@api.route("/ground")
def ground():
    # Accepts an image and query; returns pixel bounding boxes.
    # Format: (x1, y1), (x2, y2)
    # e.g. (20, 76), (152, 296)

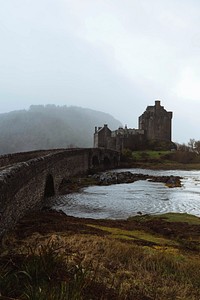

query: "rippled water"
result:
(51, 169), (200, 219)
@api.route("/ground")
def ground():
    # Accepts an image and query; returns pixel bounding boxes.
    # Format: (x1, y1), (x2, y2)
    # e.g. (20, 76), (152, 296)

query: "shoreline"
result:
(120, 161), (200, 170)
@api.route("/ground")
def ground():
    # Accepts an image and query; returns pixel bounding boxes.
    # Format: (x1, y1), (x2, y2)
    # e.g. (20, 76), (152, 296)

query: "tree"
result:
(188, 138), (196, 151)
(195, 141), (200, 154)
(177, 143), (190, 152)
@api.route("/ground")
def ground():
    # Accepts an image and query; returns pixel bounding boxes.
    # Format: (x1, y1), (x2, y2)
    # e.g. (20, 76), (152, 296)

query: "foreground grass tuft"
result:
(0, 241), (90, 300)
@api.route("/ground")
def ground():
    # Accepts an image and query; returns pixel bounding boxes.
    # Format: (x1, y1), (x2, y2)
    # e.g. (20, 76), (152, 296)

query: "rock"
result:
(166, 176), (181, 188)
(91, 171), (182, 188)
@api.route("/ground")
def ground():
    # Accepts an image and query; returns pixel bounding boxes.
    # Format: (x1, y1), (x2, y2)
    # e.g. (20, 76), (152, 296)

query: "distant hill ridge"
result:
(0, 105), (122, 155)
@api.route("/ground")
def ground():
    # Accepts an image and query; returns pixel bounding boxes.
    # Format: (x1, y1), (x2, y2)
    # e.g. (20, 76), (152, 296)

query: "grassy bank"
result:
(121, 150), (200, 170)
(1, 211), (200, 299)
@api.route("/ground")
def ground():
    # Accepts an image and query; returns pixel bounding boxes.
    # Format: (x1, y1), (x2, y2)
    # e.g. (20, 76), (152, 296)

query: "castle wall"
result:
(115, 134), (146, 152)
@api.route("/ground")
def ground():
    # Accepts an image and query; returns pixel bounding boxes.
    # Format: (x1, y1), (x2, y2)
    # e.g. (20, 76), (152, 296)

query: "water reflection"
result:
(52, 169), (200, 219)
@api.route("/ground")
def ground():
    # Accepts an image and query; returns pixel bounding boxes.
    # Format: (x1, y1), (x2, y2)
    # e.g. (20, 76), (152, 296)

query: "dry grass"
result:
(1, 232), (200, 300)
(1, 211), (200, 299)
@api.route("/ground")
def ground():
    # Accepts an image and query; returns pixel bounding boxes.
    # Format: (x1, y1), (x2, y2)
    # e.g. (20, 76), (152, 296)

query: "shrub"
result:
(121, 148), (133, 162)
(163, 151), (197, 164)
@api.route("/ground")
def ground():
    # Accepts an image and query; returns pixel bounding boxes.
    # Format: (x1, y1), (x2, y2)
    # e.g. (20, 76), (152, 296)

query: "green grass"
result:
(87, 224), (178, 246)
(128, 212), (200, 225)
(129, 150), (200, 169)
(132, 150), (170, 161)
(157, 213), (200, 225)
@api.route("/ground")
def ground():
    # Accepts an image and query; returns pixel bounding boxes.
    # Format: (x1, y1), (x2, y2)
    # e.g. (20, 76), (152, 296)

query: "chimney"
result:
(155, 100), (161, 108)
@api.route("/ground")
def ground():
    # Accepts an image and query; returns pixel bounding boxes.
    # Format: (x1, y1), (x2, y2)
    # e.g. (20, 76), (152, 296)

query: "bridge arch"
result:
(103, 156), (111, 167)
(113, 156), (118, 167)
(44, 174), (55, 198)
(92, 155), (100, 167)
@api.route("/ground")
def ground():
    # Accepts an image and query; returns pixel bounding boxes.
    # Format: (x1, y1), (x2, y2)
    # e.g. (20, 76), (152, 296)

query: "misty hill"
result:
(0, 105), (122, 155)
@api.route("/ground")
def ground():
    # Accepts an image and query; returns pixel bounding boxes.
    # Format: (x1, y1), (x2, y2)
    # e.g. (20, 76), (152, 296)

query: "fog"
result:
(1, 0), (200, 143)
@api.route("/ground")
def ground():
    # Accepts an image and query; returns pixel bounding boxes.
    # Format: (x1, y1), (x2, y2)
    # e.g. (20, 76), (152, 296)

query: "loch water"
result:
(51, 169), (200, 219)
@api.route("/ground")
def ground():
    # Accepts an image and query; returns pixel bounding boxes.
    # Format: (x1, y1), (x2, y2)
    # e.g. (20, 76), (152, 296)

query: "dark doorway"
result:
(44, 174), (55, 197)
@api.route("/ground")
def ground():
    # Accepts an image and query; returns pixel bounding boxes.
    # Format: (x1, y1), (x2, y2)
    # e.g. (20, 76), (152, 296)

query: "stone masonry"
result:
(94, 100), (173, 151)
(0, 148), (119, 236)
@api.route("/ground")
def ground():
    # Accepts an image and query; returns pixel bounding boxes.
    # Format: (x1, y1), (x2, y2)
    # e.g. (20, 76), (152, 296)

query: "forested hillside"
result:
(0, 105), (122, 154)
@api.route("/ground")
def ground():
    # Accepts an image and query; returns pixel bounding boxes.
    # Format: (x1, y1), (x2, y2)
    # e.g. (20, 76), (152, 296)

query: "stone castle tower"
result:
(94, 100), (173, 152)
(139, 100), (172, 141)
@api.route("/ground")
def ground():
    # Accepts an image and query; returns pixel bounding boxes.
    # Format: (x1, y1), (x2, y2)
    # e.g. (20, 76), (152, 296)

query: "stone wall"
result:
(0, 148), (119, 236)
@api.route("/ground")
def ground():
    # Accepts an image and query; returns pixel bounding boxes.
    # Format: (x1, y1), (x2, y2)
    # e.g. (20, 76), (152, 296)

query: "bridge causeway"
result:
(0, 148), (120, 236)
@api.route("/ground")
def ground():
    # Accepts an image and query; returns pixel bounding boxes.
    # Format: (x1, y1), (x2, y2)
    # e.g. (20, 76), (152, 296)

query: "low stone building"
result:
(94, 100), (173, 152)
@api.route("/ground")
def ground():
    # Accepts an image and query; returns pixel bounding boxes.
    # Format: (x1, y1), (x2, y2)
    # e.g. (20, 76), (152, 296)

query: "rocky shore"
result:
(90, 171), (182, 188)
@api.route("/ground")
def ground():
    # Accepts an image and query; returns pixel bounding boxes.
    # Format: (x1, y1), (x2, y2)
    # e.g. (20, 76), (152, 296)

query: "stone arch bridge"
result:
(0, 148), (120, 236)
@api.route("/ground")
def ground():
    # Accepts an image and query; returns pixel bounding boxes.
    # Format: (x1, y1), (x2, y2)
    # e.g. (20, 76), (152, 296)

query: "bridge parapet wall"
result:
(0, 149), (68, 168)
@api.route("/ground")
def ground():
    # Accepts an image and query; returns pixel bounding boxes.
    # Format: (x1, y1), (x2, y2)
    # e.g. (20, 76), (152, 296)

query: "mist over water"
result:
(52, 169), (200, 219)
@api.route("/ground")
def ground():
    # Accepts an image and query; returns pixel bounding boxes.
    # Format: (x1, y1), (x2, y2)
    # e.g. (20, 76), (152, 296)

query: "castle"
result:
(94, 100), (174, 152)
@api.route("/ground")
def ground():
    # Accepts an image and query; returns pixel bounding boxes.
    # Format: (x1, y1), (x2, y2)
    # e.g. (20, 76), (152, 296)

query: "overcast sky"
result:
(0, 0), (200, 143)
